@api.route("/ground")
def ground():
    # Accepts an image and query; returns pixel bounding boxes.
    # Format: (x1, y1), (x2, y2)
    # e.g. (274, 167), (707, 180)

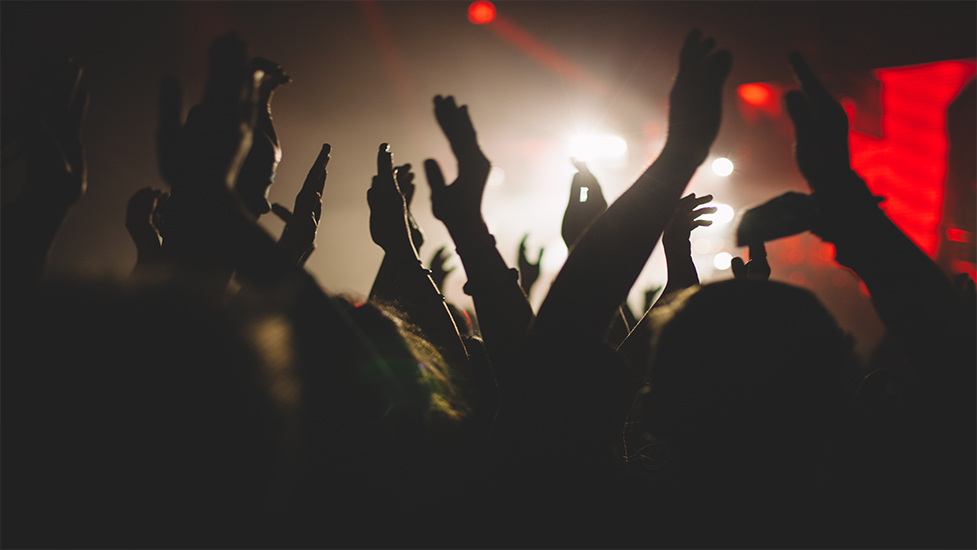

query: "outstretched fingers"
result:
(788, 52), (833, 107)
(703, 47), (733, 86)
(396, 163), (416, 205)
(679, 28), (704, 70)
(375, 142), (399, 191)
(302, 143), (330, 196)
(434, 95), (481, 158)
(271, 203), (293, 223)
(424, 158), (447, 193)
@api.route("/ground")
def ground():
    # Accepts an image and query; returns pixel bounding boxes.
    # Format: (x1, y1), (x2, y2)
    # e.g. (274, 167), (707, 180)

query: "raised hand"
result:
(397, 163), (425, 250)
(14, 56), (89, 205)
(662, 193), (715, 251)
(424, 95), (492, 231)
(424, 94), (534, 382)
(126, 187), (168, 270)
(785, 53), (878, 243)
(517, 234), (544, 297)
(235, 57), (291, 217)
(659, 193), (716, 298)
(561, 160), (608, 249)
(157, 32), (260, 196)
(665, 29), (732, 163)
(429, 246), (455, 290)
(273, 143), (329, 266)
(367, 143), (414, 256)
(731, 243), (771, 281)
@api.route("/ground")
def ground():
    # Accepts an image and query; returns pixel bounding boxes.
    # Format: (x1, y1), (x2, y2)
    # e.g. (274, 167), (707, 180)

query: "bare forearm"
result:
(662, 241), (699, 297)
(833, 202), (972, 384)
(447, 218), (535, 377)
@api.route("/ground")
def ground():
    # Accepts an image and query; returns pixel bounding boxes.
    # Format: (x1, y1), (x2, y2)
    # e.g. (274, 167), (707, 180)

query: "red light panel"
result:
(848, 60), (976, 257)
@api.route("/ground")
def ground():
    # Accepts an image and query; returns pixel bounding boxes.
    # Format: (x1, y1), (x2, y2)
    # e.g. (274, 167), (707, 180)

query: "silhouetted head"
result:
(641, 279), (853, 481)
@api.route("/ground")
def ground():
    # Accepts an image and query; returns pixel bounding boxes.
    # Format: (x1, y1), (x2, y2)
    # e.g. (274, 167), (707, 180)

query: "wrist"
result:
(445, 217), (491, 247)
(662, 238), (691, 255)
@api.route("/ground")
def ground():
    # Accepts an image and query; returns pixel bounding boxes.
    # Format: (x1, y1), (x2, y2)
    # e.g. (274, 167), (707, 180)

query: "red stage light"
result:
(468, 1), (496, 24)
(738, 83), (771, 106)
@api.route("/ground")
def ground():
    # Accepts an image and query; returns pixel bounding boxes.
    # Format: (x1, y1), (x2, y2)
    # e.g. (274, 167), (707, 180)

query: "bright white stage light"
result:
(568, 133), (628, 162)
(488, 166), (505, 186)
(712, 157), (734, 176)
(713, 252), (733, 270)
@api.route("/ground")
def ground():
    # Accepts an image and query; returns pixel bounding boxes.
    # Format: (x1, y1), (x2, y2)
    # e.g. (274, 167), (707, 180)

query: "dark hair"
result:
(641, 280), (854, 474)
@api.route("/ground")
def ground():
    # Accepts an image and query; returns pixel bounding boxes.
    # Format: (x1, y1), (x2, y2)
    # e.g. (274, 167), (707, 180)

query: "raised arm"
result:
(784, 52), (973, 390)
(367, 144), (472, 388)
(561, 161), (634, 345)
(517, 234), (544, 299)
(533, 30), (731, 344)
(424, 95), (534, 383)
(1, 56), (88, 290)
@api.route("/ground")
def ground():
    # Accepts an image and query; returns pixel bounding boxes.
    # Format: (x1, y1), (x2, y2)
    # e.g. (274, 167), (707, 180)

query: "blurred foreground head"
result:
(643, 279), (853, 479)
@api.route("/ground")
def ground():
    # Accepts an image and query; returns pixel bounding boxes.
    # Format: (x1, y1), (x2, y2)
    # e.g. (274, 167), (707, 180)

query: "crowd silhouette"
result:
(2, 29), (974, 549)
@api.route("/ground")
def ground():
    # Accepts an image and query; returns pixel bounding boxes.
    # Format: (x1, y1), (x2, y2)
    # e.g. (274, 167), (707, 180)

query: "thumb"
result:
(424, 159), (446, 193)
(271, 203), (293, 223)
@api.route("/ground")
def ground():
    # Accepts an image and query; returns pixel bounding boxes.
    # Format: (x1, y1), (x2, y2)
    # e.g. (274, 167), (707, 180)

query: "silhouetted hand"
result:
(126, 187), (168, 267)
(561, 160), (608, 249)
(660, 193), (715, 297)
(424, 96), (491, 231)
(518, 234), (544, 296)
(785, 52), (879, 243)
(235, 57), (291, 217)
(429, 246), (455, 290)
(662, 193), (715, 251)
(273, 143), (329, 266)
(397, 162), (425, 250)
(368, 143), (414, 254)
(665, 28), (732, 163)
(15, 56), (89, 205)
(731, 243), (771, 281)
(158, 32), (260, 196)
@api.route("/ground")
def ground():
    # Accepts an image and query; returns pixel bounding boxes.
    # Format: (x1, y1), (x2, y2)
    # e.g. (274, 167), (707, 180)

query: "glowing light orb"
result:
(468, 1), (496, 24)
(738, 83), (771, 106)
(693, 238), (712, 255)
(488, 165), (505, 186)
(712, 157), (734, 176)
(701, 203), (735, 225)
(568, 133), (628, 162)
(713, 252), (733, 270)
